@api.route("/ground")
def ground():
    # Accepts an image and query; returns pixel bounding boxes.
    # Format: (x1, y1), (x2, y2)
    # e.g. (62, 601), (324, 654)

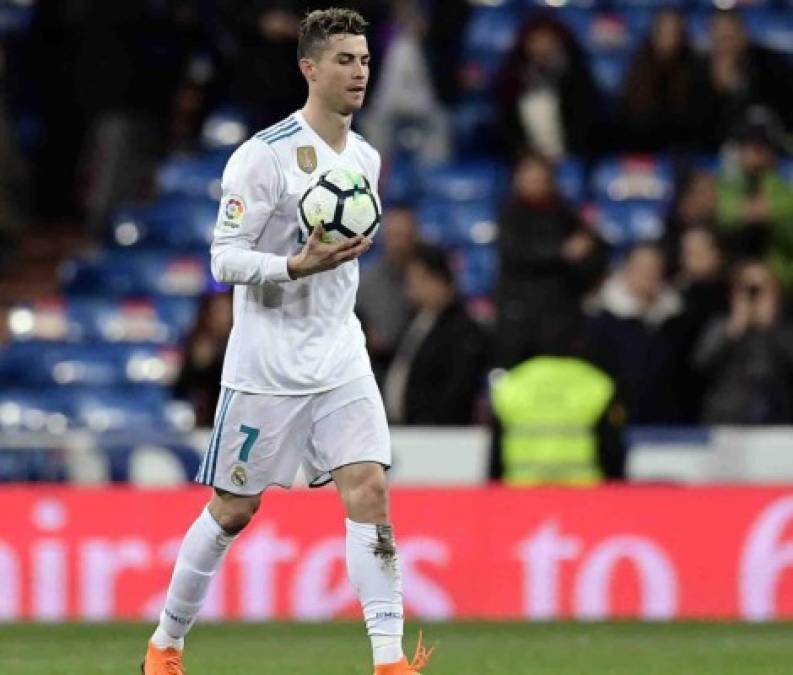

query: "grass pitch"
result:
(0, 621), (789, 674)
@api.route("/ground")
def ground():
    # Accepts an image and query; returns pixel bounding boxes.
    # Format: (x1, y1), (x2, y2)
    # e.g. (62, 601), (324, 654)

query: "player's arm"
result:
(211, 140), (369, 285)
(211, 141), (293, 285)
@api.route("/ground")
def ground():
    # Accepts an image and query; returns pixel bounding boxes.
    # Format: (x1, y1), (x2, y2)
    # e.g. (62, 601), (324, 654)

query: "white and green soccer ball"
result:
(298, 168), (382, 244)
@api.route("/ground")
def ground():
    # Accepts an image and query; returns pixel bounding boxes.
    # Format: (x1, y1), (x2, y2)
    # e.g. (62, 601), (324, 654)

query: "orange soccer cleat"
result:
(373, 631), (435, 675)
(141, 642), (184, 675)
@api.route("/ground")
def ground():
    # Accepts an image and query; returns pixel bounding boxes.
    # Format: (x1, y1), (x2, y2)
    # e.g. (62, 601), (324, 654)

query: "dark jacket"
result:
(402, 301), (487, 425)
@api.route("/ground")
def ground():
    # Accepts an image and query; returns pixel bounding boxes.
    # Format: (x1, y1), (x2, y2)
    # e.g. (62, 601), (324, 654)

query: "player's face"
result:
(312, 34), (370, 115)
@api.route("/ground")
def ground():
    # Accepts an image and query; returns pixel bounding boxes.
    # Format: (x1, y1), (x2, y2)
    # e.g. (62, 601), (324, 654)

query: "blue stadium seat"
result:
(556, 157), (587, 203)
(778, 158), (793, 185)
(0, 342), (181, 387)
(200, 106), (251, 151)
(0, 2), (32, 36)
(419, 200), (499, 247)
(454, 245), (499, 298)
(590, 53), (630, 96)
(523, 0), (600, 10)
(693, 0), (772, 9)
(111, 195), (218, 250)
(453, 101), (499, 159)
(0, 448), (68, 482)
(381, 154), (420, 207)
(7, 297), (198, 344)
(156, 149), (232, 200)
(561, 10), (649, 56)
(593, 201), (666, 248)
(60, 250), (212, 297)
(592, 156), (675, 203)
(460, 5), (520, 95)
(420, 161), (507, 204)
(0, 388), (73, 432)
(743, 10), (793, 55)
(70, 386), (174, 432)
(687, 12), (711, 53)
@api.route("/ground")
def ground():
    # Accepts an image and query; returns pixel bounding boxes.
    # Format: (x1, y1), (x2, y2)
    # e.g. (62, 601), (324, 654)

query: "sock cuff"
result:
(345, 518), (379, 535)
(199, 506), (238, 543)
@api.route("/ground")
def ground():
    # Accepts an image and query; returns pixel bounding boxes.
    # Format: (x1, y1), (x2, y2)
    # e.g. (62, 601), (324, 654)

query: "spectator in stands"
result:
(383, 243), (486, 425)
(694, 259), (793, 424)
(675, 226), (729, 421)
(0, 49), (25, 266)
(173, 291), (233, 427)
(362, 0), (452, 165)
(695, 11), (793, 150)
(356, 206), (418, 384)
(615, 9), (700, 153)
(664, 170), (718, 273)
(223, 2), (306, 129)
(715, 108), (793, 289)
(495, 14), (601, 162)
(586, 243), (688, 424)
(495, 153), (606, 368)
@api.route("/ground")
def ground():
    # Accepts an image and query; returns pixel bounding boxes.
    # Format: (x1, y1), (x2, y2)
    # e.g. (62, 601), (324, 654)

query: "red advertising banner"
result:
(2, 485), (793, 621)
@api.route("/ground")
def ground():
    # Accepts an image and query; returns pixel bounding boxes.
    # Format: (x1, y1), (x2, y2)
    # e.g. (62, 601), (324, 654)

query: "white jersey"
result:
(211, 111), (381, 394)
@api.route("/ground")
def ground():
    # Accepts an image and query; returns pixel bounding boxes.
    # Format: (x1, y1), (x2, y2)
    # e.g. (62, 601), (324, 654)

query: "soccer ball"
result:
(298, 168), (381, 244)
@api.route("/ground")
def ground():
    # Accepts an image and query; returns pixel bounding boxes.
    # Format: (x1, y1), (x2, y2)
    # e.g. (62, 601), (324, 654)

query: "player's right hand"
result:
(287, 222), (371, 279)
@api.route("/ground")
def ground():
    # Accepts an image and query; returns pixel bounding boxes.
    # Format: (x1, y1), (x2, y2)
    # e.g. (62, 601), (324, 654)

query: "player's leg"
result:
(308, 376), (433, 674)
(144, 387), (310, 674)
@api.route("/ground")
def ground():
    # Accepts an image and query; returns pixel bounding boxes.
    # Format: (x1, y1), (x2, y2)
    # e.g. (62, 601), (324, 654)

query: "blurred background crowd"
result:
(0, 0), (792, 483)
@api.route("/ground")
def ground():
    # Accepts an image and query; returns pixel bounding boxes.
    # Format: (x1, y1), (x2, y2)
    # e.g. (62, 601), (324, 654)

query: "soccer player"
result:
(142, 8), (433, 675)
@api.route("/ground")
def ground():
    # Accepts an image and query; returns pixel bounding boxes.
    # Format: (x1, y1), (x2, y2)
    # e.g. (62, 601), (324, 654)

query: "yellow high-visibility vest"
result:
(492, 357), (614, 486)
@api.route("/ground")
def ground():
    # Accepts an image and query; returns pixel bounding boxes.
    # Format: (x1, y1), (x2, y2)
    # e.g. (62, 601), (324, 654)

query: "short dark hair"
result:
(298, 8), (368, 60)
(412, 243), (455, 287)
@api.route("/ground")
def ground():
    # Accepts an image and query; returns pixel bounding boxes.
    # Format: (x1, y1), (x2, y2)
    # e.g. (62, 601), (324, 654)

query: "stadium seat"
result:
(590, 53), (630, 96)
(109, 442), (202, 483)
(111, 195), (218, 250)
(7, 297), (198, 344)
(380, 154), (421, 206)
(592, 156), (675, 204)
(200, 106), (251, 151)
(460, 4), (520, 95)
(0, 2), (32, 36)
(0, 448), (68, 482)
(556, 157), (587, 203)
(156, 148), (232, 200)
(0, 388), (73, 432)
(778, 158), (793, 185)
(453, 101), (500, 159)
(419, 200), (499, 247)
(0, 342), (181, 388)
(420, 161), (507, 204)
(60, 250), (212, 297)
(69, 386), (175, 432)
(743, 10), (793, 55)
(592, 200), (666, 248)
(561, 10), (649, 56)
(454, 245), (499, 298)
(693, 0), (772, 9)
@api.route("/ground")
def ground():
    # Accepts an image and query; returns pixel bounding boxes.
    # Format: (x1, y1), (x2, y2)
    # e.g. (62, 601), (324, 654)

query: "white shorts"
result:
(195, 375), (391, 495)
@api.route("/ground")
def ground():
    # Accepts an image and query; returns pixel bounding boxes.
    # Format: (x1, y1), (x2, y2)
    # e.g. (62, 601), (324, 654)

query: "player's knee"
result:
(209, 493), (260, 535)
(347, 475), (388, 521)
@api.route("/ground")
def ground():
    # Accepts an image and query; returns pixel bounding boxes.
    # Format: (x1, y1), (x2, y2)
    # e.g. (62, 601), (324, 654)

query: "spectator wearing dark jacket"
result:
(495, 153), (606, 368)
(383, 244), (486, 425)
(694, 11), (793, 150)
(693, 260), (793, 424)
(586, 243), (689, 424)
(615, 9), (701, 153)
(495, 14), (601, 161)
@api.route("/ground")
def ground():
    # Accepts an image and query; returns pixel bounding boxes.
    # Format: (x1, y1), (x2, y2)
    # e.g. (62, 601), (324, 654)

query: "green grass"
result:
(0, 622), (790, 674)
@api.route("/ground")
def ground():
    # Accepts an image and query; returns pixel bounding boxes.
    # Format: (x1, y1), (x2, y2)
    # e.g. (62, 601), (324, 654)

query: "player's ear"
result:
(299, 57), (318, 82)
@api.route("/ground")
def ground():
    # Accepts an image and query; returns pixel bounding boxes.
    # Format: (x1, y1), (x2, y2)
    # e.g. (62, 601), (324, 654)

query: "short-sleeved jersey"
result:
(211, 111), (381, 394)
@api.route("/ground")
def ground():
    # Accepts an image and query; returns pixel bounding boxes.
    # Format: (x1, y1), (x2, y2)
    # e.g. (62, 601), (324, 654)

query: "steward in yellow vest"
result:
(491, 356), (626, 485)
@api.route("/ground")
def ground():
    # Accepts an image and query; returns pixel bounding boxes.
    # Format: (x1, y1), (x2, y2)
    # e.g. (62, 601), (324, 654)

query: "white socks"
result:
(151, 507), (236, 650)
(345, 518), (405, 665)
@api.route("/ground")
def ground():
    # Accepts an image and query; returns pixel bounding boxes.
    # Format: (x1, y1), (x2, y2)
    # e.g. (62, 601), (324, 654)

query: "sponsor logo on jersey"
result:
(230, 464), (248, 488)
(219, 194), (245, 231)
(296, 146), (317, 174)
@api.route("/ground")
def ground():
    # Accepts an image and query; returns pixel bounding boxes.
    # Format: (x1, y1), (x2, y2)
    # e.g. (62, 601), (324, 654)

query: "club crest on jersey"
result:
(219, 194), (245, 231)
(296, 146), (317, 174)
(230, 465), (247, 488)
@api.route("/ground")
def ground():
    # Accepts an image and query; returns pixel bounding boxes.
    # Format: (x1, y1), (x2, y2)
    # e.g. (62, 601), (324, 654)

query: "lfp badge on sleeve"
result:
(297, 146), (317, 174)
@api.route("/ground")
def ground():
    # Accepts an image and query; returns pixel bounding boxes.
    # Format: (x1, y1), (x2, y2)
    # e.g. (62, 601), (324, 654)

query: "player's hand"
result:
(287, 222), (371, 279)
